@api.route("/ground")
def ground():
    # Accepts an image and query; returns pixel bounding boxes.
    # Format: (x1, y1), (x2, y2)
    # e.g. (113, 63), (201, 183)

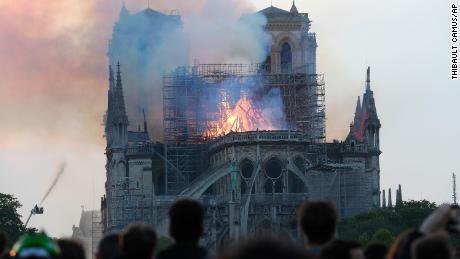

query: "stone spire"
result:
(119, 2), (129, 19)
(114, 62), (128, 121)
(105, 62), (129, 148)
(105, 66), (115, 140)
(382, 189), (387, 208)
(353, 96), (361, 138)
(396, 184), (403, 206)
(109, 65), (115, 91)
(143, 109), (148, 133)
(290, 0), (299, 14)
(388, 188), (393, 208)
(360, 66), (380, 147)
(366, 66), (371, 92)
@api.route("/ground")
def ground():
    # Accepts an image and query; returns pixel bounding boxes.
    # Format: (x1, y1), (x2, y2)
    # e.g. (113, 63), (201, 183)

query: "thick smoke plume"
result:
(108, 0), (270, 140)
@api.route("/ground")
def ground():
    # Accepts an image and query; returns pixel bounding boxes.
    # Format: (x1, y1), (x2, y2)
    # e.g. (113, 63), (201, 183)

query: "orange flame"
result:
(205, 93), (276, 138)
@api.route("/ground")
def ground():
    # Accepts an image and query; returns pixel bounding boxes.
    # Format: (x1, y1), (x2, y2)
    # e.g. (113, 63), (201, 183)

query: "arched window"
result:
(280, 42), (292, 73)
(264, 158), (283, 193)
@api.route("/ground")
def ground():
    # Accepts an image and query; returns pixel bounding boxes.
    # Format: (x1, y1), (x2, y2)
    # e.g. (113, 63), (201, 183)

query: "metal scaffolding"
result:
(163, 64), (325, 194)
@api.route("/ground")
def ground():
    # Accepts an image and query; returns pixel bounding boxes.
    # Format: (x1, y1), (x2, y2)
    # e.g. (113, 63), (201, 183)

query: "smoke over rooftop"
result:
(108, 0), (270, 140)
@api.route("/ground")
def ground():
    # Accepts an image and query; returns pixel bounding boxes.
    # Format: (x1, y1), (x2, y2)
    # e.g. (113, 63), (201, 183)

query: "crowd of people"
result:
(0, 199), (458, 259)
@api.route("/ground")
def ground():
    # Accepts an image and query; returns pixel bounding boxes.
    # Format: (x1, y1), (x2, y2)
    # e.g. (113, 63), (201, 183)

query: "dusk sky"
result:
(0, 0), (458, 237)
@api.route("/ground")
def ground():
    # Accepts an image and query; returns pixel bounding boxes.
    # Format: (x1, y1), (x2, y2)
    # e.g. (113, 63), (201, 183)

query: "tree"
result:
(370, 228), (394, 245)
(338, 200), (437, 246)
(0, 193), (26, 247)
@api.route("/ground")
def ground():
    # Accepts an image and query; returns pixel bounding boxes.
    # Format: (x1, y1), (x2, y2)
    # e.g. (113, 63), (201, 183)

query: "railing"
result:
(126, 143), (160, 155)
(165, 64), (325, 80)
(207, 130), (310, 151)
(340, 144), (369, 153)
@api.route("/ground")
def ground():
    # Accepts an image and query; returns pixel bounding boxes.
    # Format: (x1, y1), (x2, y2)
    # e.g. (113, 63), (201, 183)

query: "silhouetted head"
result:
(364, 243), (388, 259)
(299, 201), (337, 246)
(120, 223), (157, 259)
(56, 239), (85, 259)
(224, 236), (312, 259)
(321, 240), (363, 259)
(96, 233), (120, 259)
(168, 199), (204, 244)
(9, 233), (60, 259)
(411, 234), (451, 259)
(0, 231), (7, 256)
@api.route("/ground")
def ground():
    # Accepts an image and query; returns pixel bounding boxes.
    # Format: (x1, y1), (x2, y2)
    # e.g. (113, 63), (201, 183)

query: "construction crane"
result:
(24, 162), (66, 229)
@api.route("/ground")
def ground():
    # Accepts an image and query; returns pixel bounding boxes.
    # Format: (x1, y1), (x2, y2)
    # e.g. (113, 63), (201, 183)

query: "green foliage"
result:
(0, 193), (26, 247)
(370, 228), (394, 245)
(338, 200), (437, 246)
(357, 232), (370, 245)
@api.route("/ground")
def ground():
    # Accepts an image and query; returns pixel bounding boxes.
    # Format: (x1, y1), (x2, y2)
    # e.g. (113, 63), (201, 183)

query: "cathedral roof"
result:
(258, 5), (309, 24)
(258, 6), (291, 15)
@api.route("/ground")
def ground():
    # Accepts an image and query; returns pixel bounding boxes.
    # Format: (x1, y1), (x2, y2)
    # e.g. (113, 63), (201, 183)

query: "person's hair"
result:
(0, 231), (7, 256)
(96, 233), (120, 259)
(364, 243), (388, 259)
(299, 201), (337, 245)
(168, 199), (204, 243)
(120, 223), (157, 259)
(224, 236), (312, 259)
(56, 239), (86, 259)
(411, 234), (451, 259)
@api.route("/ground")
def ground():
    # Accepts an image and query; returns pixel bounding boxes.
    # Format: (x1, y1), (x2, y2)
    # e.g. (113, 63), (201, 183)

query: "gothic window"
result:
(240, 159), (255, 195)
(280, 42), (292, 73)
(264, 158), (283, 193)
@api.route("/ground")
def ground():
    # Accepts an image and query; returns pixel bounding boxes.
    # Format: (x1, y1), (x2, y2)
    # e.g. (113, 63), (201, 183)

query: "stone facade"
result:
(101, 3), (381, 247)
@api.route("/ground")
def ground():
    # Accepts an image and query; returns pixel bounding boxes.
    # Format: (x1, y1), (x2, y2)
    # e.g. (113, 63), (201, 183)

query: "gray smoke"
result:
(109, 0), (270, 140)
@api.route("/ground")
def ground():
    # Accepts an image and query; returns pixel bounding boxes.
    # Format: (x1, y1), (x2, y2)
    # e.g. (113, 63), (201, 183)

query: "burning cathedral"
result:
(101, 2), (381, 246)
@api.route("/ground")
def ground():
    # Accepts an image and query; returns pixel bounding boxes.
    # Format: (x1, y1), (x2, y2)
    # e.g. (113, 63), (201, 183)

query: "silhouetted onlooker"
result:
(157, 199), (209, 259)
(223, 236), (312, 259)
(411, 234), (451, 259)
(9, 232), (60, 259)
(299, 201), (337, 257)
(96, 233), (120, 259)
(56, 239), (86, 259)
(120, 223), (157, 259)
(0, 232), (7, 258)
(320, 240), (364, 259)
(364, 243), (388, 259)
